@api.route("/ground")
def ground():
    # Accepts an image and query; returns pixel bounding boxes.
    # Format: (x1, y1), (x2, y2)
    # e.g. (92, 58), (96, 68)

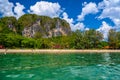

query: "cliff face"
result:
(22, 19), (41, 38)
(20, 14), (71, 38)
(0, 14), (71, 38)
(0, 17), (17, 33)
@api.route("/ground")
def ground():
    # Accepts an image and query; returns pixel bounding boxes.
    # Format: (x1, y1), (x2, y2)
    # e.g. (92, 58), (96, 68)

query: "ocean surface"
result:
(0, 53), (120, 80)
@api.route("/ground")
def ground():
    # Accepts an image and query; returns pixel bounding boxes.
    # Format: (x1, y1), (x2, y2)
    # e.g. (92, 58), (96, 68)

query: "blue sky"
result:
(0, 0), (120, 39)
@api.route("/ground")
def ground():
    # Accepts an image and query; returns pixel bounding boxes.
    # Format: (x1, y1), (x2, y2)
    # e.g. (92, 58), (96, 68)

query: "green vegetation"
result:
(0, 16), (17, 33)
(17, 14), (38, 34)
(108, 29), (120, 49)
(0, 14), (120, 49)
(53, 17), (70, 28)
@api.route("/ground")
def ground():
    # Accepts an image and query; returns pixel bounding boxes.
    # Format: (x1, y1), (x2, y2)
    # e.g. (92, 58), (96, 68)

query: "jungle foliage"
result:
(0, 14), (120, 49)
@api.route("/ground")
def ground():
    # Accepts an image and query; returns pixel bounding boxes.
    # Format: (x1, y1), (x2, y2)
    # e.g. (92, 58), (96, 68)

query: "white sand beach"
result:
(0, 49), (120, 54)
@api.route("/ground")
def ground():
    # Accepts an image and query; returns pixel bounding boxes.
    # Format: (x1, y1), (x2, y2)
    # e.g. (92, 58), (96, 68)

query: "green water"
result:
(0, 53), (120, 80)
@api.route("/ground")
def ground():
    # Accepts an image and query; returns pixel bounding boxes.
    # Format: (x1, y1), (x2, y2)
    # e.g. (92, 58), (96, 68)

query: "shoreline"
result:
(0, 49), (120, 54)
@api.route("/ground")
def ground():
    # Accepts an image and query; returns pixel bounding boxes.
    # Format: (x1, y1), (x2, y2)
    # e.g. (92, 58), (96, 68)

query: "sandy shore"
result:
(0, 49), (120, 54)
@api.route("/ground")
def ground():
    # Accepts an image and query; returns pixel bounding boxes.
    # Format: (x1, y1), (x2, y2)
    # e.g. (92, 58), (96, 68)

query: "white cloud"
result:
(113, 19), (120, 26)
(98, 0), (120, 27)
(29, 1), (62, 17)
(85, 27), (89, 31)
(62, 12), (88, 31)
(0, 0), (25, 18)
(78, 2), (98, 21)
(82, 2), (87, 6)
(97, 21), (112, 39)
(0, 0), (14, 17)
(62, 12), (74, 26)
(72, 22), (85, 31)
(72, 22), (90, 31)
(14, 3), (25, 19)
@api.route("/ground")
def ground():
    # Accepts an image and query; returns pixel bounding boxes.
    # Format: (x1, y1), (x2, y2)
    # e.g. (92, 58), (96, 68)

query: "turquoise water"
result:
(0, 53), (120, 80)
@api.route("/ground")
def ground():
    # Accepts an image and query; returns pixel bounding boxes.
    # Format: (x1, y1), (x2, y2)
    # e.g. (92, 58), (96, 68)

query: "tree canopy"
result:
(0, 14), (120, 49)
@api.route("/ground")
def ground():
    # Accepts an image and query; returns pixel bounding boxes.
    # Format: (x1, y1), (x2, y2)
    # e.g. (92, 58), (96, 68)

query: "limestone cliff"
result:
(19, 14), (71, 38)
(0, 16), (17, 33)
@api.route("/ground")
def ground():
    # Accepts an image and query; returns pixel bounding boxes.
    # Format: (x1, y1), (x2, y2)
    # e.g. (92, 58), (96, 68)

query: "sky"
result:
(0, 0), (120, 39)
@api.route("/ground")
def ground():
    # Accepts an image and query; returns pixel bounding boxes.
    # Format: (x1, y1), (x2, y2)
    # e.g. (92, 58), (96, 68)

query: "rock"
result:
(21, 14), (71, 38)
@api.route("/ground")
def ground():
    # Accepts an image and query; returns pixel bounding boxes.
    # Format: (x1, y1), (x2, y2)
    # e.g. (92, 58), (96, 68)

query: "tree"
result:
(84, 29), (103, 49)
(17, 14), (38, 34)
(0, 16), (17, 33)
(108, 29), (118, 49)
(116, 31), (120, 49)
(34, 32), (42, 39)
(72, 30), (84, 49)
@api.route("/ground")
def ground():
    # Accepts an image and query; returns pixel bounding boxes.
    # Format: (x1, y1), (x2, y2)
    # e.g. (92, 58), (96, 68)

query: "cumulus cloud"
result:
(71, 22), (90, 31)
(0, 0), (61, 18)
(62, 12), (88, 31)
(0, 0), (14, 17)
(97, 21), (112, 40)
(29, 1), (62, 17)
(98, 0), (120, 27)
(72, 22), (85, 31)
(96, 0), (120, 39)
(62, 12), (74, 26)
(14, 3), (25, 19)
(85, 27), (90, 31)
(72, 22), (89, 31)
(0, 0), (25, 18)
(78, 2), (98, 21)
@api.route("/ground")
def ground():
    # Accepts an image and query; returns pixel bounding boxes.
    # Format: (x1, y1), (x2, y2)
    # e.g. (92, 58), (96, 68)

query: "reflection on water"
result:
(0, 53), (120, 80)
(102, 53), (111, 62)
